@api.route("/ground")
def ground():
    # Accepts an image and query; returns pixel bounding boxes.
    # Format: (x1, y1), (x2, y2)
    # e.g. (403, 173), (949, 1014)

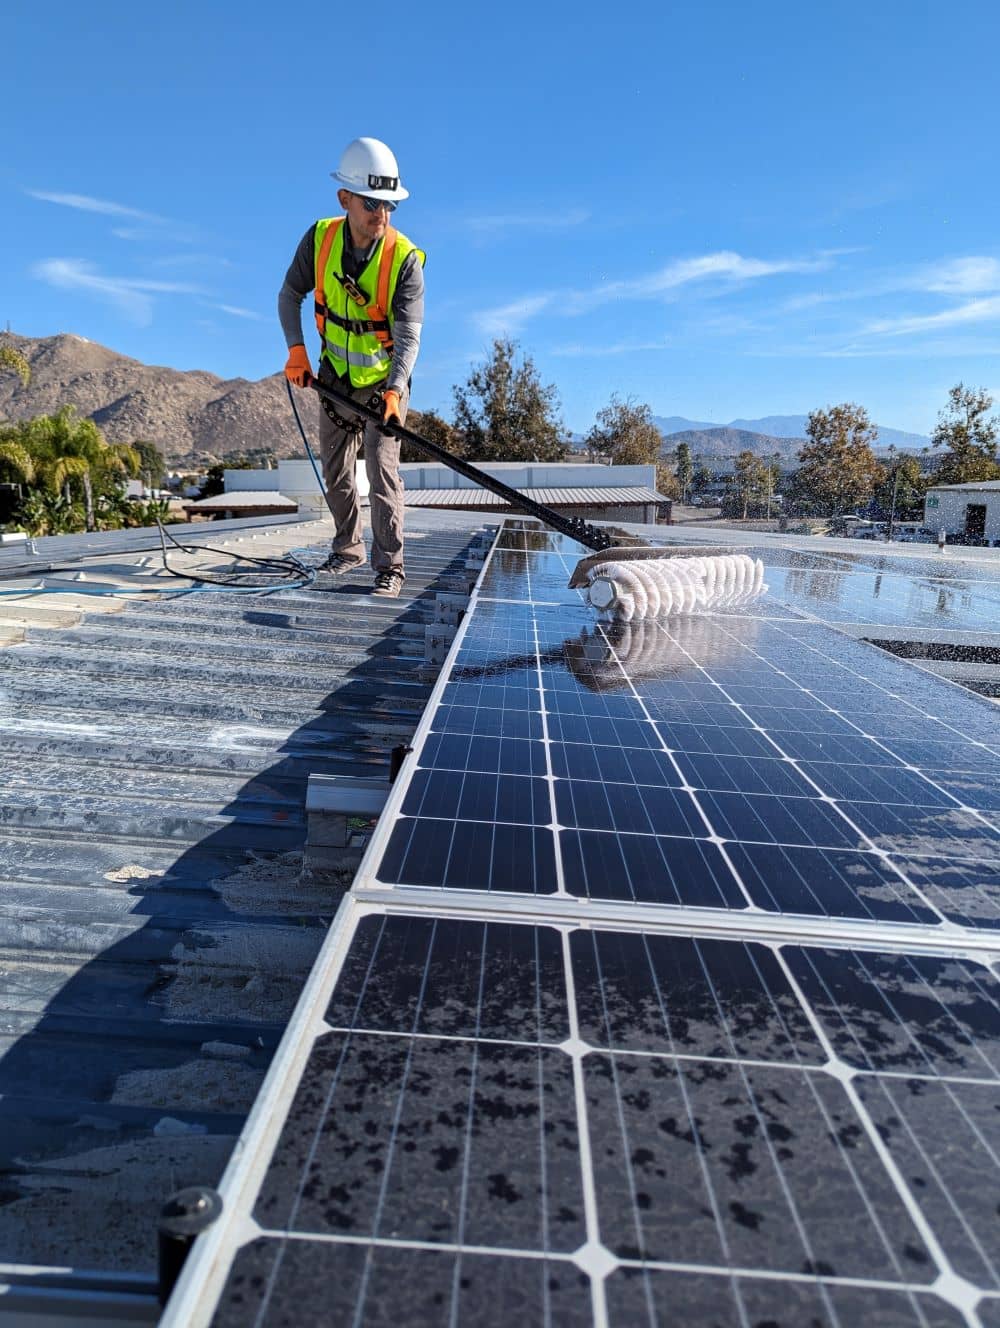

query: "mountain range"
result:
(0, 333), (296, 467)
(0, 333), (932, 467)
(654, 414), (930, 457)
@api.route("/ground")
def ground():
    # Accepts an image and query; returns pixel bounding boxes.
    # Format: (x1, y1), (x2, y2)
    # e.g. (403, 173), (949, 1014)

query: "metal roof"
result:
(185, 491), (297, 509)
(0, 508), (493, 1324)
(403, 485), (664, 508)
(0, 512), (309, 577)
(926, 479), (1000, 492)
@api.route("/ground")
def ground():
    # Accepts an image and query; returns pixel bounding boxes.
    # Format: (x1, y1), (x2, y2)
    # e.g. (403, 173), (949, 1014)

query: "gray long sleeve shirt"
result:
(278, 220), (424, 394)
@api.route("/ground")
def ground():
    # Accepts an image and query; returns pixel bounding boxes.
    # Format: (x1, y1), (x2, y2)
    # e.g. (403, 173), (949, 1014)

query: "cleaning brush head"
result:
(580, 552), (767, 621)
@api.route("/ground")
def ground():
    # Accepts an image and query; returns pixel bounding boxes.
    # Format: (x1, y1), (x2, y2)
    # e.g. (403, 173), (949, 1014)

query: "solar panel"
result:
(163, 522), (1000, 1328)
(183, 907), (997, 1326)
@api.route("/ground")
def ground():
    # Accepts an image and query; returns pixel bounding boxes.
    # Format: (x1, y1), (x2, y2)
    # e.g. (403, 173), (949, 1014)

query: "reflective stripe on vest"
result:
(313, 219), (425, 389)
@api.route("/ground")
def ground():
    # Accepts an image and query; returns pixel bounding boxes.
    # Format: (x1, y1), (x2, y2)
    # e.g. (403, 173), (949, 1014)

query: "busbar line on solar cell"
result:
(558, 928), (614, 1325)
(530, 611), (571, 898)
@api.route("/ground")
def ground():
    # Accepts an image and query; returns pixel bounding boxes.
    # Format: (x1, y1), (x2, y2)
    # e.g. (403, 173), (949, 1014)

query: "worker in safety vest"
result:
(279, 137), (425, 597)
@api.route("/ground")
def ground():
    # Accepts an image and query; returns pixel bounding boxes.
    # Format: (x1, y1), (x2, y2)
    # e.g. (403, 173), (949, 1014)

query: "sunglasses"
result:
(356, 195), (397, 214)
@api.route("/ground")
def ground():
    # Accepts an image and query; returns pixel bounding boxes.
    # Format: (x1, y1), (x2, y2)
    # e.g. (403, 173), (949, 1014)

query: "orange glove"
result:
(382, 389), (401, 424)
(284, 344), (312, 387)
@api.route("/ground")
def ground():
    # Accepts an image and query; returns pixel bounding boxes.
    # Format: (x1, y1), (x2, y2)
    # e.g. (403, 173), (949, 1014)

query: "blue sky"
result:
(4, 0), (999, 438)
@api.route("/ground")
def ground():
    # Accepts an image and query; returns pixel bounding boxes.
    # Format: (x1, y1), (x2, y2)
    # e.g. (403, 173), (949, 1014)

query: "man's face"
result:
(338, 189), (391, 247)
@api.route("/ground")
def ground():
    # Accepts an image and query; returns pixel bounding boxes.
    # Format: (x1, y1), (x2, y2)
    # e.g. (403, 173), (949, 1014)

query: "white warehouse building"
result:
(924, 479), (1000, 545)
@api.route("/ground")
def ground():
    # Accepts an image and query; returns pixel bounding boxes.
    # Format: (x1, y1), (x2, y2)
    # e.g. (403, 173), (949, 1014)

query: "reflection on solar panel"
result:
(165, 522), (1000, 1328)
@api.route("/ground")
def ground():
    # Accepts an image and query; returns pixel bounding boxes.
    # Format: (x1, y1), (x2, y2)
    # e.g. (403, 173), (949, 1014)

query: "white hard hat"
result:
(332, 137), (409, 201)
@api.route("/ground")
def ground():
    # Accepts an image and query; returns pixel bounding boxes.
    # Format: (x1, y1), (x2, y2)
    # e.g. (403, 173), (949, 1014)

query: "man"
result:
(279, 137), (425, 597)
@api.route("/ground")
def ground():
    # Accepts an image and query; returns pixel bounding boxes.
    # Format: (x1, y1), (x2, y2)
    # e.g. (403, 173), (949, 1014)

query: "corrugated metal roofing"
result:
(186, 491), (297, 509)
(0, 513), (310, 577)
(403, 485), (663, 508)
(0, 509), (492, 1323)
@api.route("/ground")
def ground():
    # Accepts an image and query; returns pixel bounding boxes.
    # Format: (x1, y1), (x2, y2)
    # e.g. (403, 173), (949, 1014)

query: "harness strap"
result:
(371, 227), (398, 345)
(314, 219), (398, 362)
(313, 218), (344, 339)
(314, 303), (391, 336)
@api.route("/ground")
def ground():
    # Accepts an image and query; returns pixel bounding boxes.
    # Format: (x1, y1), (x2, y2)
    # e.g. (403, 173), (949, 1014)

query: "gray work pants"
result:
(317, 367), (408, 575)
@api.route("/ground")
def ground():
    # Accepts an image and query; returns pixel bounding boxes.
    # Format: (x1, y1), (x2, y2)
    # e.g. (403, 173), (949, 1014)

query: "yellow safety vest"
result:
(313, 218), (425, 388)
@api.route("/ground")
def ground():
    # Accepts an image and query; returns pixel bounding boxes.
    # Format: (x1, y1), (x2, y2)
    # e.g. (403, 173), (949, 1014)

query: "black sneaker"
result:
(316, 552), (364, 574)
(371, 570), (404, 598)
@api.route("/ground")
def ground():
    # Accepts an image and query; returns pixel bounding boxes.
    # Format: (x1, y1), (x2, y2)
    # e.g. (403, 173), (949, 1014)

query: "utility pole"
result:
(886, 464), (901, 543)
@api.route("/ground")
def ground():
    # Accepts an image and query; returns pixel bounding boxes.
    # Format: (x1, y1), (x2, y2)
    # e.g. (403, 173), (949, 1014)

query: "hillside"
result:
(0, 333), (301, 467)
(2, 333), (933, 468)
(661, 426), (804, 461)
(656, 412), (929, 453)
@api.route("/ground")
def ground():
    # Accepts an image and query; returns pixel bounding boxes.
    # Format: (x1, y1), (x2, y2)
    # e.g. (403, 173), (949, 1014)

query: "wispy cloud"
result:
(217, 304), (266, 321)
(550, 338), (675, 358)
(473, 248), (830, 335)
(32, 258), (206, 325)
(780, 254), (1000, 315)
(474, 294), (555, 337)
(862, 296), (1000, 338)
(911, 256), (1000, 295)
(26, 190), (167, 224)
(152, 253), (234, 269)
(468, 208), (591, 234)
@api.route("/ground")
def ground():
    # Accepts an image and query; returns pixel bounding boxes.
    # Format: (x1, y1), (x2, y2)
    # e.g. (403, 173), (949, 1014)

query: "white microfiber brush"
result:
(569, 546), (768, 621)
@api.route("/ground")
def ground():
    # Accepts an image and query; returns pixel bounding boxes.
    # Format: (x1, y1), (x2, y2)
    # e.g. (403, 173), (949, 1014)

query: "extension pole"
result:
(305, 378), (616, 553)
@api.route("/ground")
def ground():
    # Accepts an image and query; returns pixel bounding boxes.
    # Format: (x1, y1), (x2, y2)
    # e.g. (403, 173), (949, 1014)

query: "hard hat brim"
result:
(331, 171), (409, 201)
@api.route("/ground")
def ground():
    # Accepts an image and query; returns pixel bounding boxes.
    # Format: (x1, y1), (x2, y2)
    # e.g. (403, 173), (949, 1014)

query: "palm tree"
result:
(22, 407), (140, 532)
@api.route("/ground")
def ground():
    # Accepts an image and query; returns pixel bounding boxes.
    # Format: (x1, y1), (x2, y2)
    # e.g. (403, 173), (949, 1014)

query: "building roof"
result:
(0, 508), (492, 1320)
(185, 490), (297, 509)
(926, 479), (1000, 492)
(403, 485), (664, 509)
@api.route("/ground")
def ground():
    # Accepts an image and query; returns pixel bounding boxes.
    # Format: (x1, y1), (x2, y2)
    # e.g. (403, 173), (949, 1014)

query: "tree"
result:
(404, 407), (464, 463)
(585, 394), (663, 466)
(132, 438), (167, 489)
(673, 441), (694, 502)
(690, 462), (714, 498)
(0, 407), (140, 533)
(19, 407), (140, 531)
(452, 338), (568, 462)
(655, 463), (682, 501)
(722, 450), (772, 518)
(0, 440), (35, 486)
(788, 403), (884, 516)
(929, 384), (1000, 484)
(871, 450), (926, 523)
(0, 345), (30, 389)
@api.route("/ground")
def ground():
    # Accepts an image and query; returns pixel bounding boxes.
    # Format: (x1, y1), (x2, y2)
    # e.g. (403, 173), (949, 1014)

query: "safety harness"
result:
(313, 218), (397, 437)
